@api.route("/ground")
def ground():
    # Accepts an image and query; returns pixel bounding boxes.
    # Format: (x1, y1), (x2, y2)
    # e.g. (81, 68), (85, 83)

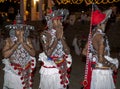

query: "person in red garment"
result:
(2, 12), (36, 89)
(82, 5), (119, 89)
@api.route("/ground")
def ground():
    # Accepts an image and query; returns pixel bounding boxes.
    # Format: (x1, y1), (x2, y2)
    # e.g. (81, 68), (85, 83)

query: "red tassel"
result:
(67, 61), (71, 64)
(30, 84), (33, 87)
(67, 68), (71, 72)
(66, 80), (68, 83)
(30, 79), (33, 82)
(31, 60), (34, 62)
(57, 64), (60, 67)
(18, 72), (21, 75)
(65, 55), (68, 58)
(22, 82), (25, 85)
(60, 76), (63, 79)
(32, 68), (35, 71)
(14, 67), (17, 70)
(21, 77), (23, 80)
(59, 70), (62, 74)
(11, 64), (13, 66)
(60, 81), (64, 84)
(31, 63), (34, 66)
(67, 74), (70, 78)
(29, 74), (34, 77)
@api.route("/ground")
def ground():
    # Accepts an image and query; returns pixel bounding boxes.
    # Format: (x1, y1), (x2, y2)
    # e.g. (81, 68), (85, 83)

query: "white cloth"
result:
(90, 55), (119, 89)
(104, 55), (119, 68)
(2, 56), (36, 89)
(3, 70), (23, 89)
(96, 55), (119, 73)
(39, 74), (66, 89)
(91, 69), (115, 89)
(38, 52), (72, 89)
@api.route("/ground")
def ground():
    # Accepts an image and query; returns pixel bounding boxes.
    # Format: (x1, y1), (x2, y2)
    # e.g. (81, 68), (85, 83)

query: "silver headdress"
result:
(5, 11), (34, 30)
(45, 9), (69, 29)
(45, 9), (69, 22)
(5, 11), (34, 38)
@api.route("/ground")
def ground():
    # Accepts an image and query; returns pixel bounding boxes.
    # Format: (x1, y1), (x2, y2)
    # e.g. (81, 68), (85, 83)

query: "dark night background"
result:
(0, 0), (120, 13)
(54, 1), (120, 12)
(0, 0), (119, 22)
(0, 1), (20, 12)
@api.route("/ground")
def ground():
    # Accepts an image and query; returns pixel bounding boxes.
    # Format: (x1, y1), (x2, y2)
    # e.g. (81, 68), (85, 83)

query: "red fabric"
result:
(52, 16), (62, 20)
(82, 61), (96, 89)
(83, 61), (92, 89)
(92, 10), (106, 25)
(113, 71), (118, 84)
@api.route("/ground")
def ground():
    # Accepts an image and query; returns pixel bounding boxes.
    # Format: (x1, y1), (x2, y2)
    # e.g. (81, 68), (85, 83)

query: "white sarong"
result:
(38, 52), (72, 89)
(91, 69), (115, 89)
(2, 56), (36, 89)
(39, 73), (66, 89)
(3, 70), (23, 89)
(90, 55), (119, 89)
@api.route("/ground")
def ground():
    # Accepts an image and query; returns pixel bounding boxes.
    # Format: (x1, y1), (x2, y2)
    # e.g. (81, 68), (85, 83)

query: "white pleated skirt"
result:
(3, 71), (23, 89)
(39, 73), (67, 89)
(90, 69), (115, 89)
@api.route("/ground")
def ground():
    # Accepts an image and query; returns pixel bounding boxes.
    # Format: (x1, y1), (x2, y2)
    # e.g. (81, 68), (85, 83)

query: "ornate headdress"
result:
(45, 9), (69, 29)
(5, 11), (34, 30)
(82, 4), (112, 88)
(5, 11), (34, 38)
(45, 9), (69, 22)
(92, 7), (112, 26)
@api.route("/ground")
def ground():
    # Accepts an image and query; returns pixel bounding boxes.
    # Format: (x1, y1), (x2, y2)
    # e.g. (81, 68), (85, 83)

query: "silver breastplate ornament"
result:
(10, 37), (30, 68)
(49, 29), (65, 58)
(90, 29), (110, 62)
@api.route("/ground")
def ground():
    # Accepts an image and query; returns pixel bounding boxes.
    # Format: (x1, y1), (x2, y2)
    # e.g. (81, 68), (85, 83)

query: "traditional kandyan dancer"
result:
(2, 12), (36, 89)
(38, 9), (72, 89)
(82, 4), (119, 89)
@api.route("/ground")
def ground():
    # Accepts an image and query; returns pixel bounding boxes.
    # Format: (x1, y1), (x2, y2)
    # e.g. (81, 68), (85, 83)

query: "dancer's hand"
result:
(56, 20), (63, 40)
(19, 30), (24, 43)
(111, 64), (117, 72)
(56, 27), (63, 40)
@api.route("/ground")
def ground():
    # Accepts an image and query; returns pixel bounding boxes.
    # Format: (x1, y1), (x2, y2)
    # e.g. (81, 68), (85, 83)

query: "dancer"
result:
(82, 5), (119, 89)
(38, 9), (72, 89)
(2, 12), (36, 89)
